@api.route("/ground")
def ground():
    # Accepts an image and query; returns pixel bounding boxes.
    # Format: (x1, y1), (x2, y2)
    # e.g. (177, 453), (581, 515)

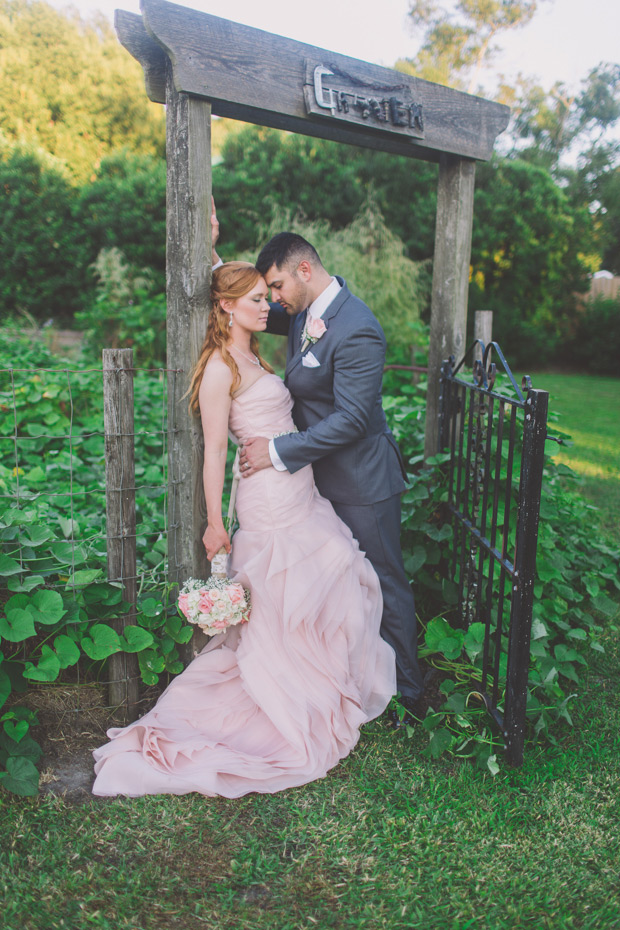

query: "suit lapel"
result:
(285, 309), (308, 379)
(284, 280), (349, 380)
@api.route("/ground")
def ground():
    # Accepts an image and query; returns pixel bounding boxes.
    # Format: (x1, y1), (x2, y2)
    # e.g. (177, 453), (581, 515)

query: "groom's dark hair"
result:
(256, 232), (323, 274)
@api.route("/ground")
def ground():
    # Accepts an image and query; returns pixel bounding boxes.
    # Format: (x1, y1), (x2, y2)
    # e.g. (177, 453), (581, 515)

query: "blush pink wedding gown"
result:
(92, 374), (396, 797)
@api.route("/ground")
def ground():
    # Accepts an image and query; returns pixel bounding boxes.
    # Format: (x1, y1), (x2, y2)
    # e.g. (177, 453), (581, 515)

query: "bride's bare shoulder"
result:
(200, 353), (233, 393)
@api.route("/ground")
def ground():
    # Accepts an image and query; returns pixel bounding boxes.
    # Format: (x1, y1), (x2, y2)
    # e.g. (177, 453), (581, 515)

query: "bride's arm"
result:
(199, 360), (234, 562)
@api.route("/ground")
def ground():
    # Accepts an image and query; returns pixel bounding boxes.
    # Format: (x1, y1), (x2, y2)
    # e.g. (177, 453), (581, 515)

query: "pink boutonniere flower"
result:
(301, 317), (327, 352)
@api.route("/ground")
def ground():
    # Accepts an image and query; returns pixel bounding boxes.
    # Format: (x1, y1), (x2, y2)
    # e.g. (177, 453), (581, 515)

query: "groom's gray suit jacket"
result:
(268, 278), (406, 506)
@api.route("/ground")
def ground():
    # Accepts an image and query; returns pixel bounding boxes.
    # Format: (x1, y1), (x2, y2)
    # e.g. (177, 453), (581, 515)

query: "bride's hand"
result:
(203, 522), (231, 562)
(211, 196), (220, 264)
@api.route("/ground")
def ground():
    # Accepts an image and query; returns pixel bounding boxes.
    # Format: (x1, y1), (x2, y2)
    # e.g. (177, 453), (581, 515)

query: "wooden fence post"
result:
(165, 61), (212, 659)
(103, 348), (140, 721)
(474, 310), (493, 365)
(425, 154), (476, 458)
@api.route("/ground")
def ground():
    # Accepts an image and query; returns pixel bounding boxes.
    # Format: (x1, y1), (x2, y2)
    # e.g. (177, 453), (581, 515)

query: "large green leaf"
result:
(80, 624), (121, 660)
(0, 609), (36, 643)
(464, 622), (486, 662)
(50, 541), (87, 566)
(0, 509), (37, 528)
(23, 645), (61, 682)
(591, 594), (618, 618)
(140, 597), (164, 618)
(165, 616), (194, 644)
(3, 719), (29, 743)
(424, 617), (464, 660)
(403, 545), (427, 577)
(66, 569), (103, 587)
(0, 756), (39, 796)
(119, 625), (154, 653)
(0, 554), (22, 576)
(0, 733), (42, 764)
(23, 526), (55, 547)
(427, 727), (455, 758)
(27, 589), (67, 626)
(53, 635), (80, 669)
(7, 574), (45, 593)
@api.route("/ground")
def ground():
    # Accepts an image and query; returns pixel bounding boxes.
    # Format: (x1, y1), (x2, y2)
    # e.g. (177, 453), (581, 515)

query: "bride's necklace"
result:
(230, 343), (262, 368)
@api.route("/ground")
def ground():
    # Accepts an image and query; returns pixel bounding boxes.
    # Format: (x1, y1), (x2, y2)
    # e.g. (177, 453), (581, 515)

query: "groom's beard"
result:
(280, 277), (308, 316)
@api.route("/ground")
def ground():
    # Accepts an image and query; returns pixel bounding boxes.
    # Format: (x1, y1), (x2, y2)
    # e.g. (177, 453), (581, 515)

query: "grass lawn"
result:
(1, 624), (619, 930)
(532, 372), (620, 544)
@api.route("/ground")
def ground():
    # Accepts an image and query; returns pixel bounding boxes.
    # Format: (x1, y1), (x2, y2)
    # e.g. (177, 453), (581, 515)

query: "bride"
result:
(92, 261), (396, 798)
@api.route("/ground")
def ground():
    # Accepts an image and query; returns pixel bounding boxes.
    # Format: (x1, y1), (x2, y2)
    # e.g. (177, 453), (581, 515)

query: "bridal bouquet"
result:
(178, 460), (251, 636)
(177, 566), (251, 637)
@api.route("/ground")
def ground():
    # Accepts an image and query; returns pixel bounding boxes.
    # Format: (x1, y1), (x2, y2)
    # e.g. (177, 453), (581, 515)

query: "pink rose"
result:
(198, 592), (214, 613)
(306, 317), (327, 341)
(210, 590), (222, 601)
(178, 592), (191, 618)
(226, 584), (245, 604)
(213, 620), (228, 629)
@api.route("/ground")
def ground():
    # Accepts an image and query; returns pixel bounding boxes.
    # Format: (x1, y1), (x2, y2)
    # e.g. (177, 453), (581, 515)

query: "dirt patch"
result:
(17, 683), (160, 802)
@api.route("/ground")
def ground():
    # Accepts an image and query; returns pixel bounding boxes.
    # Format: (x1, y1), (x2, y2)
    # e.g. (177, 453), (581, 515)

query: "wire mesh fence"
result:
(0, 363), (172, 588)
(0, 360), (182, 719)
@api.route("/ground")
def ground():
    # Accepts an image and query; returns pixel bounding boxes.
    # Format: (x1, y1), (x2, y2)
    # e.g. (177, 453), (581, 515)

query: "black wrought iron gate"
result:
(438, 342), (549, 766)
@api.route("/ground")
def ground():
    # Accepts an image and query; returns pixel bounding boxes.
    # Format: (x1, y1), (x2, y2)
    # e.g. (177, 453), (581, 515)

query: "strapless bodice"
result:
(229, 374), (295, 446)
(228, 373), (313, 530)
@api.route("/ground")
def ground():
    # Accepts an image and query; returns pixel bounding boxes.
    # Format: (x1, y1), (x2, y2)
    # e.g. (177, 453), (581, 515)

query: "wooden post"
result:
(165, 62), (212, 658)
(425, 154), (476, 458)
(474, 310), (493, 366)
(103, 348), (140, 721)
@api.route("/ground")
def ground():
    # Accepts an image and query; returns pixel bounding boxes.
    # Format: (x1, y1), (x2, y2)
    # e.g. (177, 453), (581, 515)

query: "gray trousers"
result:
(332, 493), (424, 701)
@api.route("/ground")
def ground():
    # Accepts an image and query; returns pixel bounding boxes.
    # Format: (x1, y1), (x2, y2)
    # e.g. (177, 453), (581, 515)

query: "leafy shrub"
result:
(0, 146), (87, 321)
(76, 150), (166, 281)
(76, 248), (167, 368)
(0, 340), (191, 795)
(567, 296), (620, 375)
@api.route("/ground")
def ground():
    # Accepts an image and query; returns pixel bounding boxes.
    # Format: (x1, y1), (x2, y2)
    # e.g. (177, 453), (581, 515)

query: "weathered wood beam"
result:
(165, 60), (211, 658)
(425, 155), (476, 457)
(114, 0), (509, 163)
(115, 9), (167, 103)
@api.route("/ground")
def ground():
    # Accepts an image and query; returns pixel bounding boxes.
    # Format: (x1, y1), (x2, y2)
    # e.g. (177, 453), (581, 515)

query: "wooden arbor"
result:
(115, 0), (509, 592)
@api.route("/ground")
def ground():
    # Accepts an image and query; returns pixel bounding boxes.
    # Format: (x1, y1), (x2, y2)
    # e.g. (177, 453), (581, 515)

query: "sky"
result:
(52, 0), (620, 97)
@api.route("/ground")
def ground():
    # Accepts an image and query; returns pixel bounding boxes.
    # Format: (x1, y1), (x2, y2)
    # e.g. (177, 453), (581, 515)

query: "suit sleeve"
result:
(274, 322), (386, 473)
(266, 303), (290, 336)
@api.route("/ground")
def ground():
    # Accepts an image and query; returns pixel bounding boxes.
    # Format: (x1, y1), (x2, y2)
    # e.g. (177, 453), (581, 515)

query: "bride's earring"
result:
(228, 313), (233, 327)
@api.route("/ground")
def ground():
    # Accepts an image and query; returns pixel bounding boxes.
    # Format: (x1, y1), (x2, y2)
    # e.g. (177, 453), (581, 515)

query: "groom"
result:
(237, 231), (425, 718)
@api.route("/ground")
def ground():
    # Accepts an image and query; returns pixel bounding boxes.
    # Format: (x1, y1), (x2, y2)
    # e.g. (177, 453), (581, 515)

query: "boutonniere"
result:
(301, 317), (327, 353)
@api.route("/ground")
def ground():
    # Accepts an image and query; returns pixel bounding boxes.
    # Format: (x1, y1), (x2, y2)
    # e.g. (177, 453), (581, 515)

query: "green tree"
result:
(469, 157), (594, 361)
(0, 0), (165, 181)
(507, 64), (620, 276)
(0, 146), (87, 320)
(396, 0), (545, 91)
(595, 166), (620, 273)
(507, 64), (620, 171)
(76, 150), (167, 281)
(214, 125), (438, 262)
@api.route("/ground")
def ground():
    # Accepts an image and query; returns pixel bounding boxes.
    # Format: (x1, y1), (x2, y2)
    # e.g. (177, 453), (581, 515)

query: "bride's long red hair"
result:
(188, 262), (274, 412)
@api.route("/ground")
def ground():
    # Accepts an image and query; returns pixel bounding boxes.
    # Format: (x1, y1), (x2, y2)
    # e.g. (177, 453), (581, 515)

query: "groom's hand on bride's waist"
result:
(240, 437), (273, 477)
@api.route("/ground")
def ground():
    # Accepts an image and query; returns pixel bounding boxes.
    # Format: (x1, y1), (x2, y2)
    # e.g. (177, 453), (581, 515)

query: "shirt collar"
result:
(307, 277), (341, 320)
